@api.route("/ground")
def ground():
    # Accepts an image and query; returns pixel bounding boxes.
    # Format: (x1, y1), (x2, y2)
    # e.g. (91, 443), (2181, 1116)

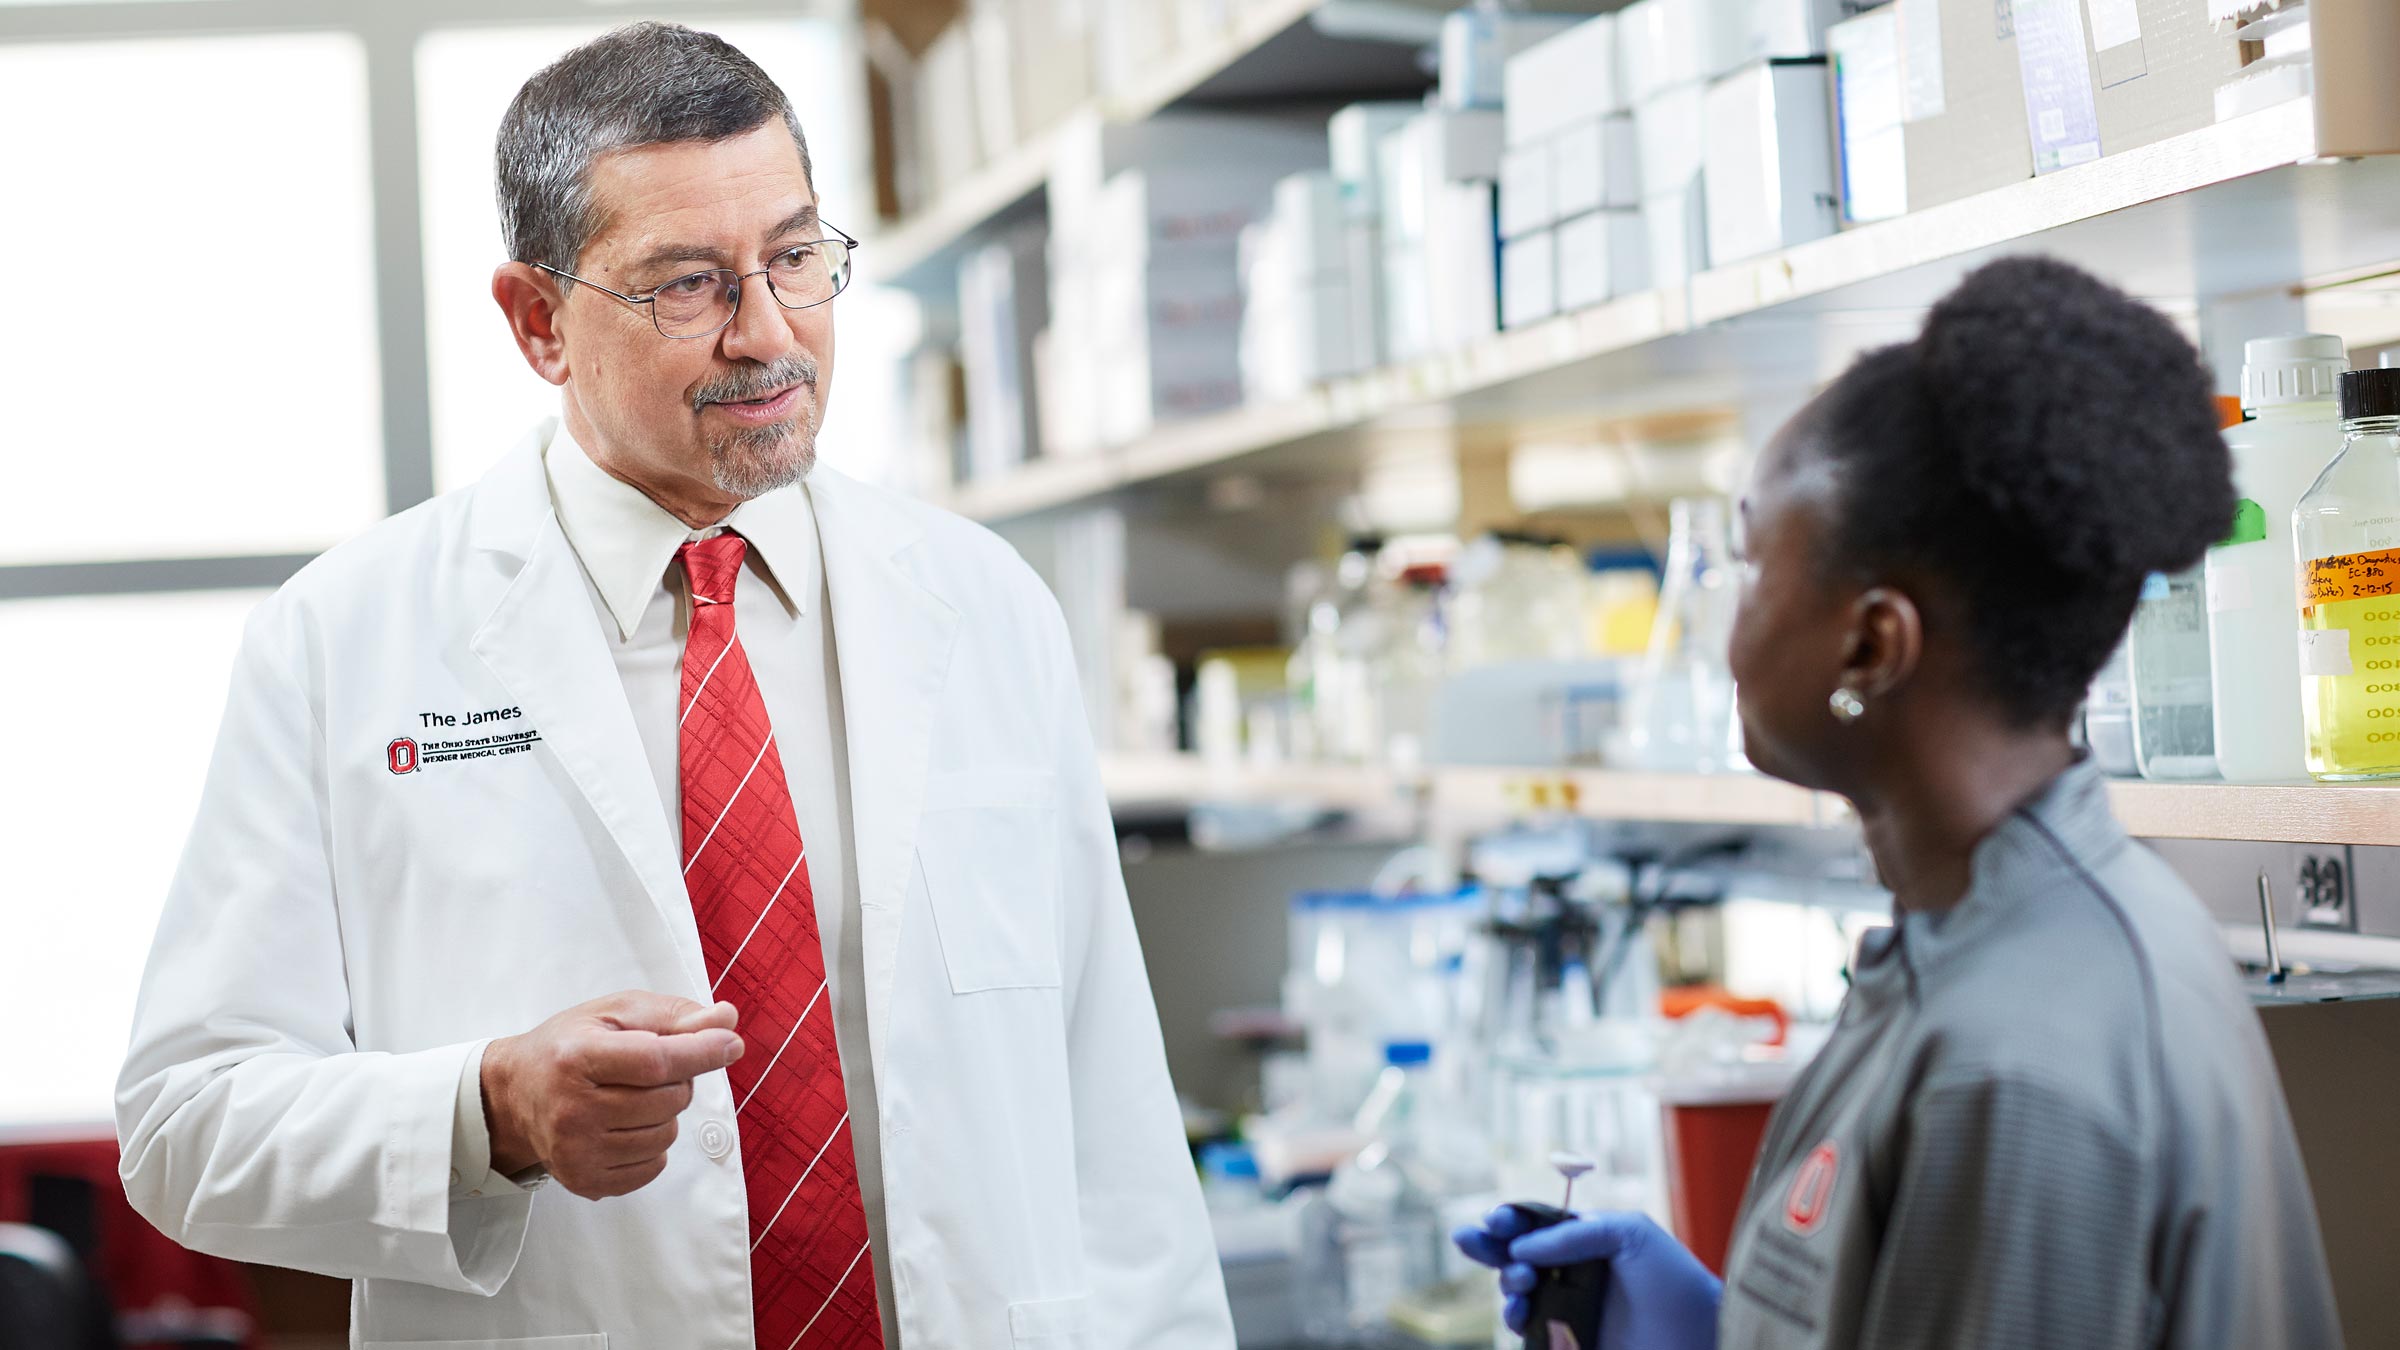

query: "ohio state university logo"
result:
(387, 737), (419, 775)
(1783, 1141), (1839, 1237)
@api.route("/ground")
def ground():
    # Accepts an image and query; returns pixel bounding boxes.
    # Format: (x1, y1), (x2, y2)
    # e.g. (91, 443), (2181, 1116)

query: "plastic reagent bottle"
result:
(2208, 335), (2347, 782)
(2295, 367), (2400, 781)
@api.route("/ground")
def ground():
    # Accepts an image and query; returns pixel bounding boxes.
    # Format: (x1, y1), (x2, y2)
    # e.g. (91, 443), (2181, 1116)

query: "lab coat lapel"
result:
(811, 466), (959, 1085)
(464, 430), (700, 987)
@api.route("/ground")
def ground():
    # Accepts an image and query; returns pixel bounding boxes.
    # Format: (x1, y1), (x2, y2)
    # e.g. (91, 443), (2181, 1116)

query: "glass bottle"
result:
(2209, 335), (2347, 782)
(1624, 497), (1742, 772)
(2295, 368), (2400, 781)
(1289, 537), (1386, 765)
(2126, 568), (2218, 779)
(1373, 563), (1448, 772)
(1447, 531), (1588, 668)
(2081, 641), (2139, 777)
(1333, 1043), (1445, 1339)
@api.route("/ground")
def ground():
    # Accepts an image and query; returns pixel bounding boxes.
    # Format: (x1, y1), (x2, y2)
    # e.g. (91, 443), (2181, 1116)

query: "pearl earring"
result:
(1829, 687), (1867, 724)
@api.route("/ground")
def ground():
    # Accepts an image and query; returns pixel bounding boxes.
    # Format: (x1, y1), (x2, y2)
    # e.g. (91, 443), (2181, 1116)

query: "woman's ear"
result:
(1839, 585), (1924, 702)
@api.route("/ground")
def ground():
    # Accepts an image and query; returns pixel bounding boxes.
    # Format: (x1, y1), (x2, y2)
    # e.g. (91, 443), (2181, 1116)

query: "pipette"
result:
(1503, 1152), (1606, 1350)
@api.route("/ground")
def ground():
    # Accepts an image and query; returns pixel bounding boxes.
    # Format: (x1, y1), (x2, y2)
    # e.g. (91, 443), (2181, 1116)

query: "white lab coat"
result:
(115, 423), (1234, 1350)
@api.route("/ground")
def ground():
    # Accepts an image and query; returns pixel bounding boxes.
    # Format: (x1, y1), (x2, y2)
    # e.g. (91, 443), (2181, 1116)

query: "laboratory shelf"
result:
(2105, 779), (2400, 847)
(861, 127), (1064, 292)
(1429, 765), (1851, 832)
(1099, 753), (1421, 816)
(935, 100), (2400, 525)
(860, 0), (1429, 291)
(942, 289), (1687, 520)
(1104, 755), (2400, 846)
(1684, 97), (2341, 327)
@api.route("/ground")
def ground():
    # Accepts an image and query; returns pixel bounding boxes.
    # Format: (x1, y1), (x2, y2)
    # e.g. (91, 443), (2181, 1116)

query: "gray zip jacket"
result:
(1719, 761), (2340, 1349)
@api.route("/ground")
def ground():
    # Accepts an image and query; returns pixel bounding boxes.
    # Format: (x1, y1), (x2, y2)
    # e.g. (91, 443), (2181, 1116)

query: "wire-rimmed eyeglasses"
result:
(535, 227), (858, 339)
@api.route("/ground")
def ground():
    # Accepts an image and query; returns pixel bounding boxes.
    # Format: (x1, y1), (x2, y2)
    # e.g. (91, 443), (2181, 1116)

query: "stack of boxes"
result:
(1377, 104), (1507, 363)
(935, 0), (2254, 485)
(1238, 172), (1364, 403)
(1328, 103), (1419, 371)
(1500, 14), (1640, 327)
(1622, 0), (1711, 288)
(1041, 111), (1327, 456)
(956, 226), (1048, 483)
(1829, 0), (2246, 223)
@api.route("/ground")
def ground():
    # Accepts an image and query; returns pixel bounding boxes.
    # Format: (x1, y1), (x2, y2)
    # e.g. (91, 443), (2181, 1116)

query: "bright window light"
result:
(0, 34), (383, 565)
(0, 590), (263, 1126)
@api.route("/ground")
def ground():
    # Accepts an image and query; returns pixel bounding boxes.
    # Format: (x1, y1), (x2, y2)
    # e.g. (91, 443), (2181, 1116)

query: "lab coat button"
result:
(699, 1119), (732, 1159)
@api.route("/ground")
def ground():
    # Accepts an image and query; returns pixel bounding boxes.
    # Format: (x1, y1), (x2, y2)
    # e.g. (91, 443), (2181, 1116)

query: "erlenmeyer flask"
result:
(1624, 497), (1745, 772)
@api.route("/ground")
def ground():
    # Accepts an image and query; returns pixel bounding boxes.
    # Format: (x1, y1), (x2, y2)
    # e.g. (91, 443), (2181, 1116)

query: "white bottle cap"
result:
(2242, 334), (2347, 410)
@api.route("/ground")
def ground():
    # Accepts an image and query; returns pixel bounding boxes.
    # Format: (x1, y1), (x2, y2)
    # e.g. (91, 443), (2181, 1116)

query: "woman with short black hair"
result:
(1458, 257), (2341, 1349)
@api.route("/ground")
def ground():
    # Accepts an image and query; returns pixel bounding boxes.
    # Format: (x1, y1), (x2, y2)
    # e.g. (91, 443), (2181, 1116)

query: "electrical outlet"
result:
(2298, 848), (2357, 931)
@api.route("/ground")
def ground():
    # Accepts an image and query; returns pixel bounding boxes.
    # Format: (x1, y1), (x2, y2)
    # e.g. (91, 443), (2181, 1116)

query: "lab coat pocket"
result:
(364, 1325), (609, 1335)
(1007, 1294), (1091, 1348)
(918, 791), (1062, 994)
(362, 1338), (606, 1349)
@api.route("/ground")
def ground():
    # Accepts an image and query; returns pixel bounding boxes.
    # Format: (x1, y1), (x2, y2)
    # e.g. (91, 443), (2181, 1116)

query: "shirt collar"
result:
(544, 420), (815, 641)
(1852, 757), (2126, 1004)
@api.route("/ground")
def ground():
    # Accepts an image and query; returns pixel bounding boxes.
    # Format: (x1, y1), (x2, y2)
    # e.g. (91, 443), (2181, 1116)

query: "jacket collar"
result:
(1853, 758), (2127, 1006)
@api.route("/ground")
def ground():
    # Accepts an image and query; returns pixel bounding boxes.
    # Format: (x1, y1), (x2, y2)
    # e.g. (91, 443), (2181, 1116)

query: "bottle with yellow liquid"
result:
(2294, 368), (2400, 780)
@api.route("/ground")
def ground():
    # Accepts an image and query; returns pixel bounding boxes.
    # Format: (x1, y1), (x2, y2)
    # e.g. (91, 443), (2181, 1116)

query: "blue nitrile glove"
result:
(1452, 1208), (1722, 1350)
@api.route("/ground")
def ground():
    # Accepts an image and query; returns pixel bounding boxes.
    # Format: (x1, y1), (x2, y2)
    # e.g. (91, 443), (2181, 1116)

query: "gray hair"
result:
(495, 22), (814, 273)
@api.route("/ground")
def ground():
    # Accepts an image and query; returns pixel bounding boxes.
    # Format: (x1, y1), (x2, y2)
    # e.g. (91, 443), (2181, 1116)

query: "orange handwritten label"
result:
(2303, 548), (2400, 614)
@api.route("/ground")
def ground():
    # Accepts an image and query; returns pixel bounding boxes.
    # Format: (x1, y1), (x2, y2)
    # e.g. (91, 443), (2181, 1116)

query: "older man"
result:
(117, 23), (1231, 1349)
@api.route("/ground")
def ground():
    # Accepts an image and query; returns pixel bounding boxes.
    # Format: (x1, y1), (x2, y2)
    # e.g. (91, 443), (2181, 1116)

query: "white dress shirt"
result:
(449, 422), (897, 1344)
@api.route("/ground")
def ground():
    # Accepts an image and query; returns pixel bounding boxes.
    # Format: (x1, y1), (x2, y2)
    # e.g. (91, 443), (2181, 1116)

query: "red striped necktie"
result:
(677, 532), (882, 1349)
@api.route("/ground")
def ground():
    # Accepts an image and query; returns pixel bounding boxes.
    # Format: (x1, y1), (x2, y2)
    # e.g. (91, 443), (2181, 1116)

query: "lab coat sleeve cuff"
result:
(448, 1040), (539, 1200)
(408, 1041), (534, 1295)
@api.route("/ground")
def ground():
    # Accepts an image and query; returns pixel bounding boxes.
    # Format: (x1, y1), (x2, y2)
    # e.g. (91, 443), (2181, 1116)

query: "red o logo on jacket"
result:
(387, 738), (419, 775)
(1783, 1140), (1839, 1237)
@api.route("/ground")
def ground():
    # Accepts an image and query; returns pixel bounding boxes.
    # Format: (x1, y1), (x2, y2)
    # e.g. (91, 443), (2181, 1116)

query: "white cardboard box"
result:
(958, 230), (1046, 482)
(1503, 14), (1623, 146)
(1619, 0), (1706, 106)
(1380, 109), (1506, 244)
(1502, 229), (1559, 328)
(1269, 170), (1348, 277)
(1097, 323), (1244, 444)
(1500, 142), (1556, 240)
(1089, 170), (1258, 267)
(1700, 0), (1856, 77)
(1381, 239), (1434, 363)
(1048, 109), (1327, 245)
(1634, 81), (1709, 199)
(1432, 179), (1501, 347)
(1703, 59), (1838, 266)
(1639, 180), (1708, 289)
(1553, 114), (1642, 218)
(1442, 8), (1588, 111)
(1242, 276), (1362, 398)
(1829, 5), (1907, 224)
(920, 25), (986, 189)
(1329, 102), (1422, 220)
(1558, 209), (1649, 310)
(1383, 179), (1501, 359)
(1427, 107), (1507, 183)
(1899, 0), (2034, 212)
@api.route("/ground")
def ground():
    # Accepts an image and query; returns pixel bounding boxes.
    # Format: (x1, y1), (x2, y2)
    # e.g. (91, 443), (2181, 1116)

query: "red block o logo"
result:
(387, 737), (419, 775)
(1783, 1141), (1839, 1237)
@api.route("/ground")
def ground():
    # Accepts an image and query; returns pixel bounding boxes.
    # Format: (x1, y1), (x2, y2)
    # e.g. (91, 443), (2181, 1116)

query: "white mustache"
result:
(692, 357), (817, 411)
